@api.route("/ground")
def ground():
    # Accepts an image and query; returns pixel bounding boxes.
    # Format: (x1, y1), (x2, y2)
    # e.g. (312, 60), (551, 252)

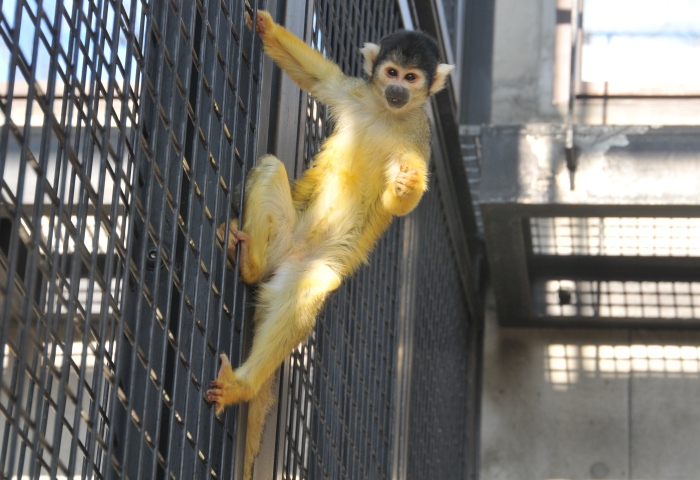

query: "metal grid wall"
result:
(530, 217), (700, 257)
(2, 0), (483, 478)
(109, 0), (267, 477)
(481, 125), (700, 328)
(460, 126), (483, 234)
(279, 1), (405, 478)
(527, 216), (700, 321)
(405, 170), (478, 480)
(534, 279), (700, 319)
(0, 0), (267, 477)
(0, 0), (147, 476)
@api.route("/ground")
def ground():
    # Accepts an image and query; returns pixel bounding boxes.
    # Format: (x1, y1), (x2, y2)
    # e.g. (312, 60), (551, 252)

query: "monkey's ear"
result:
(360, 43), (381, 77)
(429, 63), (455, 95)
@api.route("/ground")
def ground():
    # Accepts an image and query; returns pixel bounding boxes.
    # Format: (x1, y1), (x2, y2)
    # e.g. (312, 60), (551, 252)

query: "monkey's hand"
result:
(394, 166), (420, 197)
(244, 9), (344, 105)
(382, 162), (427, 216)
(207, 354), (254, 417)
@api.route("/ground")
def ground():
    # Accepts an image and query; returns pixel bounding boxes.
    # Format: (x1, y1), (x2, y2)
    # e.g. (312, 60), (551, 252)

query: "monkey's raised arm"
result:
(250, 11), (345, 105)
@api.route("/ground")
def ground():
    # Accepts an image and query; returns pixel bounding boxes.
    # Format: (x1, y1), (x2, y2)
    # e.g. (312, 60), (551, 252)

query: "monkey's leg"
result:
(207, 260), (341, 410)
(222, 154), (296, 284)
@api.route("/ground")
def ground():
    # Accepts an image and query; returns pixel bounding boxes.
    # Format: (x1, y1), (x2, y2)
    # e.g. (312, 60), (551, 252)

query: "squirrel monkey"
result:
(207, 10), (453, 479)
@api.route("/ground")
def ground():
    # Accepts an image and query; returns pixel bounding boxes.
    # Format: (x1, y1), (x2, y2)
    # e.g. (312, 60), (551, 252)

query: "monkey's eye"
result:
(405, 73), (417, 82)
(387, 68), (398, 77)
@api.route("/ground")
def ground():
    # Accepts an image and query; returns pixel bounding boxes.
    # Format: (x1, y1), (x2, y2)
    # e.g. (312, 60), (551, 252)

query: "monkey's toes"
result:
(218, 353), (232, 369)
(255, 10), (273, 34)
(206, 389), (226, 417)
(206, 357), (253, 415)
(217, 220), (246, 263)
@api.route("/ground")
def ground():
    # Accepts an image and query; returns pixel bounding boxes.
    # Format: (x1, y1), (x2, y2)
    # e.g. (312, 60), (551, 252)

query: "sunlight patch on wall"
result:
(530, 217), (700, 257)
(540, 280), (700, 319)
(546, 343), (700, 390)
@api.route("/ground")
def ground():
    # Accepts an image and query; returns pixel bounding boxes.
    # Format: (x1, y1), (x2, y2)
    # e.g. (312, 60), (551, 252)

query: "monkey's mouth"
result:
(385, 86), (409, 108)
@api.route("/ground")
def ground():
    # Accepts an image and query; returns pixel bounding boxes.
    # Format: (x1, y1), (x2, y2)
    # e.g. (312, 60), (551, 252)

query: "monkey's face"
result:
(361, 35), (454, 113)
(374, 60), (430, 111)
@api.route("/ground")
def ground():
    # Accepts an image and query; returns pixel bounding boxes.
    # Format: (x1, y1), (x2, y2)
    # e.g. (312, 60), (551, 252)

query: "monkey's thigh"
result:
(242, 154), (296, 270)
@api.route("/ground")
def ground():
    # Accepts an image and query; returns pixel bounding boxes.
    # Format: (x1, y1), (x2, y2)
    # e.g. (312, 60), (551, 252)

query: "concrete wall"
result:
(480, 290), (700, 480)
(489, 0), (700, 125)
(491, 0), (561, 124)
(482, 3), (700, 478)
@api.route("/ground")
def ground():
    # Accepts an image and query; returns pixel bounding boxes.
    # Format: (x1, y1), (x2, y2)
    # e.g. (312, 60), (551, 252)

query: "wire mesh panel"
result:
(405, 169), (479, 480)
(534, 279), (700, 319)
(277, 1), (405, 478)
(110, 0), (266, 478)
(2, 0), (482, 478)
(0, 0), (147, 476)
(0, 0), (266, 477)
(530, 217), (700, 257)
(527, 216), (700, 321)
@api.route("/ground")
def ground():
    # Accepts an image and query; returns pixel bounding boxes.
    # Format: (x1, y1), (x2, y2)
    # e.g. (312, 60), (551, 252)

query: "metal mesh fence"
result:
(1, 0), (482, 479)
(528, 216), (700, 321)
(278, 2), (404, 478)
(530, 217), (700, 257)
(405, 170), (479, 480)
(534, 279), (700, 319)
(1, 0), (147, 476)
(1, 0), (266, 477)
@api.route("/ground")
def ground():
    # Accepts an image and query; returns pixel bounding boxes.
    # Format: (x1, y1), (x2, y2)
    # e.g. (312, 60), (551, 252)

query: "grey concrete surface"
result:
(490, 0), (700, 126)
(480, 289), (700, 480)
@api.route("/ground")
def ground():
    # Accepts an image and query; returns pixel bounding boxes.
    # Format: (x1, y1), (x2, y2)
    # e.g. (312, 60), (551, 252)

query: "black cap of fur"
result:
(372, 30), (441, 88)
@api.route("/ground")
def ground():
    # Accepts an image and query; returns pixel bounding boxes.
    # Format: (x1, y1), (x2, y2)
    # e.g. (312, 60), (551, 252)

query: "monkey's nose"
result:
(385, 85), (409, 108)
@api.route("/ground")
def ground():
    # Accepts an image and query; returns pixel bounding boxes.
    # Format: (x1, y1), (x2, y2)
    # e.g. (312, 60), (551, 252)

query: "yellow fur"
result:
(207, 10), (452, 480)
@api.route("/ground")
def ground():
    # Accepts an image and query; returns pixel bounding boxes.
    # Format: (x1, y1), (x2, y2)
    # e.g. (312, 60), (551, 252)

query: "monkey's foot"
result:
(244, 10), (273, 34)
(206, 354), (254, 416)
(394, 166), (419, 196)
(216, 219), (251, 263)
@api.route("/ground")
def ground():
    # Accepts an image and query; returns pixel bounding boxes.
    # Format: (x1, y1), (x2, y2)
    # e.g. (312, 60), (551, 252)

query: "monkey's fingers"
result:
(396, 170), (419, 185)
(216, 220), (238, 242)
(232, 229), (250, 246)
(395, 184), (412, 196)
(217, 220), (246, 262)
(206, 360), (253, 415)
(244, 11), (253, 30)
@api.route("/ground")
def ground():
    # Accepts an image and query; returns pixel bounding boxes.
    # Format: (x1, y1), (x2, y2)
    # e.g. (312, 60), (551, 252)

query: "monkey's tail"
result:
(243, 375), (277, 480)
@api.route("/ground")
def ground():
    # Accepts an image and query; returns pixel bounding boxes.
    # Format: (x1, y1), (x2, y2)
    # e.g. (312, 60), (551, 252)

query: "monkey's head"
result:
(361, 30), (454, 112)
